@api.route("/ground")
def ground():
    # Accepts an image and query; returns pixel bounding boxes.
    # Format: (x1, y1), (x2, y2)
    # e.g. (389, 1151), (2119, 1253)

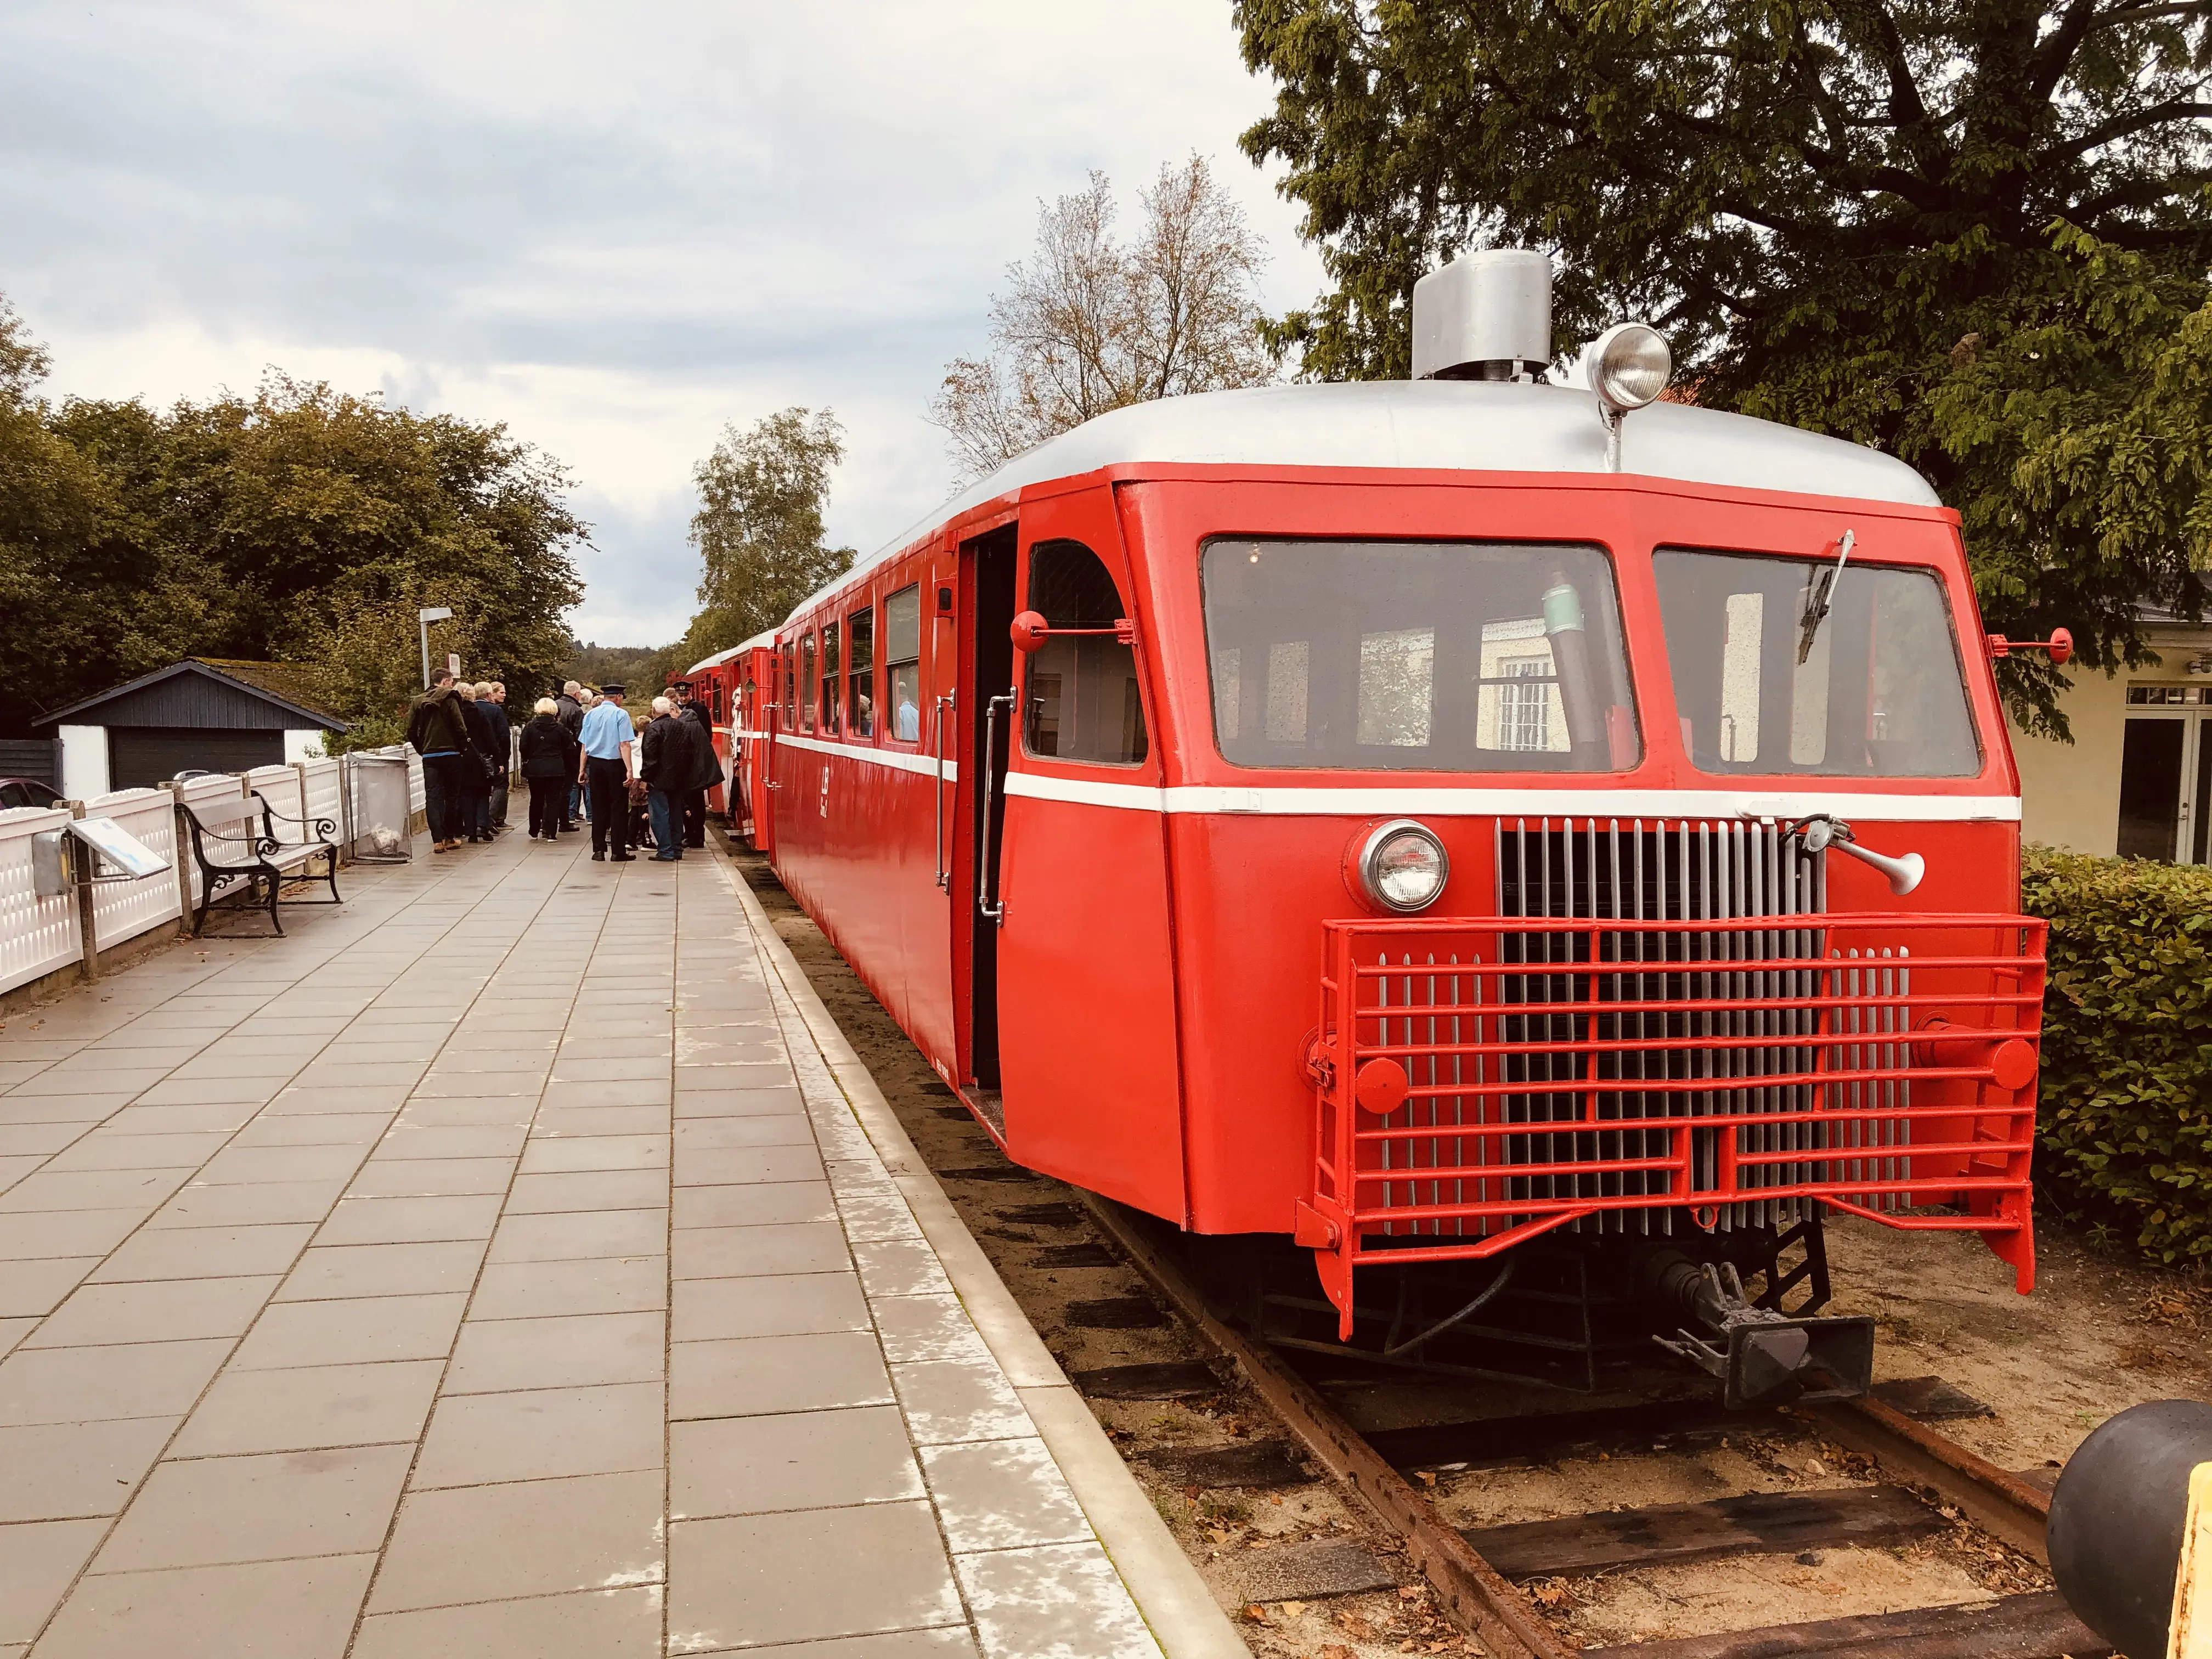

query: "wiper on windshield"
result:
(1797, 528), (1854, 665)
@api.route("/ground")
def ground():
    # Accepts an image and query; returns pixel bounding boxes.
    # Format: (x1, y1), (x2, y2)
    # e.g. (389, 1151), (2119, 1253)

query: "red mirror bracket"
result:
(1987, 625), (2073, 667)
(1010, 611), (1141, 653)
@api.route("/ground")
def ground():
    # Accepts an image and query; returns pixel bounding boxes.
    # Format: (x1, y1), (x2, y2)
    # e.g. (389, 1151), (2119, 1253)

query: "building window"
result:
(820, 620), (841, 735)
(848, 607), (875, 738)
(2128, 685), (2212, 706)
(798, 634), (816, 732)
(885, 584), (922, 742)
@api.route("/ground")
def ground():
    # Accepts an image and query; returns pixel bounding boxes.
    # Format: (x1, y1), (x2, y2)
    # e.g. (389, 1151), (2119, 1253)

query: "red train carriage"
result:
(745, 252), (2050, 1405)
(678, 633), (778, 848)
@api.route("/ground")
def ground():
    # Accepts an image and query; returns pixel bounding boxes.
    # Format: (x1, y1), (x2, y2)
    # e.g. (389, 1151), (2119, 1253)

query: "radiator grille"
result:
(1305, 834), (2046, 1339)
(1356, 819), (1928, 1243)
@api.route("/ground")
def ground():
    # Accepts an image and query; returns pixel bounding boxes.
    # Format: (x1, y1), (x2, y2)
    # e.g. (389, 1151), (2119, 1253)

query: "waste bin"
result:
(349, 752), (414, 864)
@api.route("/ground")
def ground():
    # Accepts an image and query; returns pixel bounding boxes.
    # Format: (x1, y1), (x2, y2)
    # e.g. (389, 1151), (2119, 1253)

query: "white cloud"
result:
(2, 0), (1324, 644)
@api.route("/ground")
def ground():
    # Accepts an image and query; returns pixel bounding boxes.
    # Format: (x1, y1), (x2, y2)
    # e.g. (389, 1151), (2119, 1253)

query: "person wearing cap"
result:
(578, 682), (636, 861)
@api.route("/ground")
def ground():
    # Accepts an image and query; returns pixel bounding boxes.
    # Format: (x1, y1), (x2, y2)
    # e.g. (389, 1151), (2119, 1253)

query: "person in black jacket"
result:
(404, 670), (473, 851)
(455, 682), (497, 843)
(673, 682), (721, 848)
(483, 682), (513, 831)
(556, 681), (585, 831)
(639, 696), (691, 861)
(516, 698), (578, 839)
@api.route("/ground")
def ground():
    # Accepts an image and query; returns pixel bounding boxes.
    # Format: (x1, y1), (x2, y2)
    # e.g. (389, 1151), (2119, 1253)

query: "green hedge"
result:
(2022, 845), (2212, 1265)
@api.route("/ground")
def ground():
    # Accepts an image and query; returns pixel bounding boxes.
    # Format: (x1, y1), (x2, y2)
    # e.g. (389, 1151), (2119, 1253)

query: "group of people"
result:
(402, 672), (514, 851)
(411, 672), (723, 864)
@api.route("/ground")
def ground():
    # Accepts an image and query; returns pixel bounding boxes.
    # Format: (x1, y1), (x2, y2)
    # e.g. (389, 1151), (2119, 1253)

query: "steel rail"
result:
(1075, 1192), (1576, 1659)
(1079, 1192), (2064, 1656)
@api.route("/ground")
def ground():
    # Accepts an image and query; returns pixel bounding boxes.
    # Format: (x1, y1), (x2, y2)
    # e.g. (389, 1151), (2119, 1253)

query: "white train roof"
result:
(785, 379), (1943, 632)
(683, 630), (777, 675)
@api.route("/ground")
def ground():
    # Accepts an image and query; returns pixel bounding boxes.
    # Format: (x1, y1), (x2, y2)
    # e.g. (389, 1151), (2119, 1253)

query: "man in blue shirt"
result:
(578, 684), (637, 861)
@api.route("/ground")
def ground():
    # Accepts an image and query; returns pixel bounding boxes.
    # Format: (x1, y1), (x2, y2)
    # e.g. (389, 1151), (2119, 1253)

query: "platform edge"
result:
(722, 859), (1251, 1659)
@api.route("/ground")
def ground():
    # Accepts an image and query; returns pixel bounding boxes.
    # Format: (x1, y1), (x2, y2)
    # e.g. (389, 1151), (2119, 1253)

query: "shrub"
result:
(2022, 846), (2212, 1266)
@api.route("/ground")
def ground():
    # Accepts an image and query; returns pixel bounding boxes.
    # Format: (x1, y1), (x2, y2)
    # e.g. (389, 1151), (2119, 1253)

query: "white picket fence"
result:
(0, 806), (82, 995)
(0, 747), (425, 995)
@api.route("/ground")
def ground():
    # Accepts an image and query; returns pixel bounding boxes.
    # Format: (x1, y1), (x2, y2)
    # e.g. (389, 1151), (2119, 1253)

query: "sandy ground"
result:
(732, 848), (2211, 1656)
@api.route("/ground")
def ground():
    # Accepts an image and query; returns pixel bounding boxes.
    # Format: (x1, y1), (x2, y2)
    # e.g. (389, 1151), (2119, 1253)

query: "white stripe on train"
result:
(769, 733), (2020, 823)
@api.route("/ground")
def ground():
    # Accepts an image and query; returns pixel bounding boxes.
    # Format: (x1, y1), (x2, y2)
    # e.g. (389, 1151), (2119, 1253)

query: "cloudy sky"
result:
(1, 1), (1325, 645)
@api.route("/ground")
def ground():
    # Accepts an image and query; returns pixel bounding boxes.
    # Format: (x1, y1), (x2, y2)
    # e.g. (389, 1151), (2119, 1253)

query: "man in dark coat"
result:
(673, 681), (721, 849)
(478, 682), (512, 833)
(404, 670), (473, 852)
(555, 680), (585, 830)
(639, 695), (691, 861)
(455, 682), (498, 843)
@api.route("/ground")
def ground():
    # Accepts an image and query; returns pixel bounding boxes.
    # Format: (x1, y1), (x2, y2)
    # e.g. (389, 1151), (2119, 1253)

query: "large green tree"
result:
(1235, 1), (2212, 731)
(676, 408), (855, 667)
(0, 298), (588, 744)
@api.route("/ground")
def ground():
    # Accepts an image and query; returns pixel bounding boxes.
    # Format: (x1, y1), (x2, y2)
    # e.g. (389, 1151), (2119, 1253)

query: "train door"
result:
(952, 525), (1017, 1104)
(989, 489), (1186, 1218)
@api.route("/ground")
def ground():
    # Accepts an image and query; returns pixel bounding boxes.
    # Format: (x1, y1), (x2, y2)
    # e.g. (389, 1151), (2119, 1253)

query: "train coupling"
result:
(1647, 1256), (1875, 1410)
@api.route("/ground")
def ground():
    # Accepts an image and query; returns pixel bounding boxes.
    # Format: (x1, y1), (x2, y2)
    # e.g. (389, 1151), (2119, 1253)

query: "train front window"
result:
(1200, 539), (1638, 772)
(1654, 549), (1980, 777)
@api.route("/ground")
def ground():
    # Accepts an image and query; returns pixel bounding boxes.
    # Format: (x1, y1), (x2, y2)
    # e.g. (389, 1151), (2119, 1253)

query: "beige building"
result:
(2011, 613), (2212, 859)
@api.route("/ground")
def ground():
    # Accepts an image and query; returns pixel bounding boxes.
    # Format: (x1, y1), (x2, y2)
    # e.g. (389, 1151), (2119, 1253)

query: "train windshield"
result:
(1200, 539), (1638, 772)
(1654, 548), (1980, 777)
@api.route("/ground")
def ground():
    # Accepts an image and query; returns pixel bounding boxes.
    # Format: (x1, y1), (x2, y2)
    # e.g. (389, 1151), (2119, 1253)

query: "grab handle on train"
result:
(932, 691), (954, 892)
(978, 691), (1015, 926)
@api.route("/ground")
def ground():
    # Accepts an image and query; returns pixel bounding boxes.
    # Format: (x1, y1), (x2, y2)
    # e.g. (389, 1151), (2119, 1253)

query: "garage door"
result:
(107, 728), (285, 792)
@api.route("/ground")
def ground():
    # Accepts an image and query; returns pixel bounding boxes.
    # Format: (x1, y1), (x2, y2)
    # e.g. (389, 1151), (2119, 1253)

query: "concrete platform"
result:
(0, 830), (1225, 1657)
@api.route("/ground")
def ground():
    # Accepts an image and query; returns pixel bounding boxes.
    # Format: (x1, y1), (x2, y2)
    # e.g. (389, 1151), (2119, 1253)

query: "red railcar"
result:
(740, 256), (2047, 1400)
(679, 633), (777, 848)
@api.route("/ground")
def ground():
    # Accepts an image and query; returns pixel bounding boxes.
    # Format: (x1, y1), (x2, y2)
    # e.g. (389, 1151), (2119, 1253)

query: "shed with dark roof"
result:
(36, 659), (348, 797)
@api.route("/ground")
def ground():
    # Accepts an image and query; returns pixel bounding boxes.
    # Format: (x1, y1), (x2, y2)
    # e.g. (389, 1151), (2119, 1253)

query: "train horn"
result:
(1832, 838), (1925, 896)
(1788, 814), (1926, 896)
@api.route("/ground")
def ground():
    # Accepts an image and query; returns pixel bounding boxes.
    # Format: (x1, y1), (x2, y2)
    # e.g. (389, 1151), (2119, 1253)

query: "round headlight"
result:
(1355, 820), (1449, 913)
(1592, 321), (1672, 414)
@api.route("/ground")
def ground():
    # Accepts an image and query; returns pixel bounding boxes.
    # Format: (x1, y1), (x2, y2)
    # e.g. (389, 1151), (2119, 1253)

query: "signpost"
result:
(418, 606), (454, 688)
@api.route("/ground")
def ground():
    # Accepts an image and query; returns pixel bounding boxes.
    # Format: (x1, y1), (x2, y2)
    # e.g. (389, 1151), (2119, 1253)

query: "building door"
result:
(2116, 710), (2212, 862)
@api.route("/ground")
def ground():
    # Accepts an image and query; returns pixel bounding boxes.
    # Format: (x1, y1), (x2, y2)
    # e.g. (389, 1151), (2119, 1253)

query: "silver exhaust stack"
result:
(1411, 249), (1553, 382)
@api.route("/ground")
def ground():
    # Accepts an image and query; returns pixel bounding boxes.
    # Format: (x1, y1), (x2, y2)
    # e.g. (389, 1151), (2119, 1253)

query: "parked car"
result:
(0, 777), (62, 810)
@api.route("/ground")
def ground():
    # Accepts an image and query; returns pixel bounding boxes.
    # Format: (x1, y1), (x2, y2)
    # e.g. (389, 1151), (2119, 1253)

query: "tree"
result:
(931, 156), (1280, 483)
(1235, 1), (2212, 732)
(677, 408), (855, 665)
(0, 293), (589, 742)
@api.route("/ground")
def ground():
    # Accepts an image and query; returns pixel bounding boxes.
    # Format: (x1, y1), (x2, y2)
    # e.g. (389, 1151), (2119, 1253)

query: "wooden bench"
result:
(178, 791), (341, 937)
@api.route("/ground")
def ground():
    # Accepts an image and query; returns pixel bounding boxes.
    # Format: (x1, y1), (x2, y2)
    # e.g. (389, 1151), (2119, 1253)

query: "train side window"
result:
(780, 646), (795, 731)
(848, 607), (876, 738)
(821, 619), (842, 735)
(799, 633), (817, 732)
(1021, 540), (1147, 765)
(885, 584), (922, 743)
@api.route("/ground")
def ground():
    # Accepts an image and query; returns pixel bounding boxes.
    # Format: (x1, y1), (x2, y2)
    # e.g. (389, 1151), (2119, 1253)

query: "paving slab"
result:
(0, 828), (1176, 1658)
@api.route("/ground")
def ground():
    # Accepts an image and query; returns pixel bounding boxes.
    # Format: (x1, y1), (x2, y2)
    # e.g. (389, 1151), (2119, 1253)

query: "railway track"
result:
(1076, 1195), (2106, 1659)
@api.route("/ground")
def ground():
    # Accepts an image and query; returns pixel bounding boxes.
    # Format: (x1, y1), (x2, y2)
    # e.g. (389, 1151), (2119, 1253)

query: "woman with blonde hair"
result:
(516, 696), (579, 840)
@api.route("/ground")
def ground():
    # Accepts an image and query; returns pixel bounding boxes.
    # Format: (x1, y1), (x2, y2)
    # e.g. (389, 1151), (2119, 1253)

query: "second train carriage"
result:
(729, 252), (2050, 1404)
